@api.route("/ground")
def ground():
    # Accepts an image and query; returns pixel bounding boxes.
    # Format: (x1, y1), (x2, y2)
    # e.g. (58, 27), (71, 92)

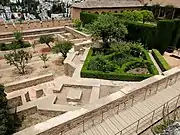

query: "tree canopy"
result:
(89, 14), (128, 48)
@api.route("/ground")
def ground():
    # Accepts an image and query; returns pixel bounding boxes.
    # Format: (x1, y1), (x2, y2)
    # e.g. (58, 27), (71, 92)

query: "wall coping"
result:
(14, 67), (180, 135)
(5, 73), (54, 87)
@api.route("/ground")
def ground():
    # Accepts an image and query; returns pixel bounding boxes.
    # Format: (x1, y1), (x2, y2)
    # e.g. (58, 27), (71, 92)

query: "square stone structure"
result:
(66, 89), (82, 102)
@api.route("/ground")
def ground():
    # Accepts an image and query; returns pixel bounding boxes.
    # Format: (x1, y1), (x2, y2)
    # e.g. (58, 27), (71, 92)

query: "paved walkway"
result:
(149, 52), (162, 75)
(80, 81), (180, 135)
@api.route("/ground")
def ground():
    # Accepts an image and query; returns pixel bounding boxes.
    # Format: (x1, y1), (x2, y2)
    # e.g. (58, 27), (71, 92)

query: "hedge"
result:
(0, 41), (31, 51)
(81, 48), (158, 81)
(172, 19), (180, 48)
(125, 22), (156, 49)
(80, 12), (98, 25)
(79, 12), (180, 53)
(154, 20), (176, 54)
(152, 49), (171, 71)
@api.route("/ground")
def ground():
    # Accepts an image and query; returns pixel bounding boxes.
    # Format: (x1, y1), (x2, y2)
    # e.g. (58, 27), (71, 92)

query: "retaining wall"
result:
(5, 73), (54, 93)
(13, 67), (180, 135)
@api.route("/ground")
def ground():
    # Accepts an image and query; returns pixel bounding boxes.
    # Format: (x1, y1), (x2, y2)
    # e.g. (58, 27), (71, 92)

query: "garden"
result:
(0, 32), (73, 84)
(77, 10), (174, 81)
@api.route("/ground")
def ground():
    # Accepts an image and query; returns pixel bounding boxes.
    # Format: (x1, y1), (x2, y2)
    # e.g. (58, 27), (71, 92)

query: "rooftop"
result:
(71, 0), (143, 9)
(143, 0), (180, 8)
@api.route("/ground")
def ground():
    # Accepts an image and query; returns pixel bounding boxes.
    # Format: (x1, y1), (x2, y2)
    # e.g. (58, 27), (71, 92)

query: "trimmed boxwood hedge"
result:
(80, 12), (98, 25)
(81, 48), (159, 81)
(125, 22), (156, 49)
(152, 49), (171, 71)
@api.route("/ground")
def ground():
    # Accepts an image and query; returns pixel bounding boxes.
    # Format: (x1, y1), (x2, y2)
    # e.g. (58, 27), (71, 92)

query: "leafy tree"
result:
(132, 10), (143, 22)
(89, 14), (128, 48)
(118, 10), (143, 22)
(73, 19), (82, 30)
(4, 50), (32, 74)
(52, 41), (73, 59)
(39, 53), (49, 68)
(39, 35), (54, 49)
(141, 10), (154, 23)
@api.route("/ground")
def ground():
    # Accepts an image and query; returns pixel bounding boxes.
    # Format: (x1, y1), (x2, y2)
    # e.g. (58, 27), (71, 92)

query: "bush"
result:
(154, 20), (176, 54)
(81, 48), (158, 81)
(125, 22), (156, 49)
(88, 56), (116, 72)
(0, 41), (31, 51)
(152, 49), (171, 71)
(80, 12), (98, 25)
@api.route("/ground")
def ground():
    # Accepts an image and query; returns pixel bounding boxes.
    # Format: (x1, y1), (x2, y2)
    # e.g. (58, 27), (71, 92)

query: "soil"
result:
(127, 67), (149, 74)
(17, 112), (59, 131)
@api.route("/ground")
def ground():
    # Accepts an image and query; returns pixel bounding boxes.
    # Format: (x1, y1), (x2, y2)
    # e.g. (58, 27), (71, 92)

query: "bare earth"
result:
(163, 52), (180, 68)
(0, 44), (65, 84)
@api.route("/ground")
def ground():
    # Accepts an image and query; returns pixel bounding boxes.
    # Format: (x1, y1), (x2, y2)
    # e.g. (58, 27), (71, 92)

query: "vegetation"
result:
(0, 84), (20, 135)
(0, 31), (31, 51)
(152, 49), (171, 71)
(141, 10), (154, 23)
(39, 35), (54, 49)
(73, 19), (82, 31)
(89, 14), (128, 48)
(4, 50), (32, 74)
(39, 53), (49, 68)
(52, 40), (73, 59)
(81, 42), (158, 81)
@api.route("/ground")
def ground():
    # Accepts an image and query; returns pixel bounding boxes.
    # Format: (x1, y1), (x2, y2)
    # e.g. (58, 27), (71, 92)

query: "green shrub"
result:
(88, 56), (116, 72)
(152, 49), (171, 71)
(154, 20), (176, 54)
(0, 41), (31, 51)
(125, 22), (156, 49)
(81, 48), (158, 81)
(122, 60), (149, 72)
(80, 12), (98, 25)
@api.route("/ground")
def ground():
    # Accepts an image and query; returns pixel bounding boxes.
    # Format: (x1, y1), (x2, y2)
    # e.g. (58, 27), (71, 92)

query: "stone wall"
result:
(13, 67), (180, 135)
(5, 74), (54, 93)
(64, 52), (78, 77)
(0, 19), (72, 33)
(8, 96), (23, 108)
(64, 26), (90, 39)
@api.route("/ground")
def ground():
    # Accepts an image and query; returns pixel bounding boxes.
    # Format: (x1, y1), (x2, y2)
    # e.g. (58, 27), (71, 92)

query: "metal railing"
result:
(115, 93), (180, 135)
(60, 74), (179, 135)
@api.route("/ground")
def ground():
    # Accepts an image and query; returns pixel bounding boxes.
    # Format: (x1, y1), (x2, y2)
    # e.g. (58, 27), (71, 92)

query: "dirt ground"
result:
(0, 43), (65, 84)
(17, 112), (60, 131)
(163, 52), (180, 68)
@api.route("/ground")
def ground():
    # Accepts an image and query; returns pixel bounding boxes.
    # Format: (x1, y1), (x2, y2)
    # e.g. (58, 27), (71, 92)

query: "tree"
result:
(89, 14), (128, 48)
(52, 41), (73, 59)
(0, 84), (16, 135)
(141, 10), (154, 23)
(39, 53), (49, 68)
(39, 35), (54, 49)
(13, 31), (23, 44)
(4, 50), (32, 74)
